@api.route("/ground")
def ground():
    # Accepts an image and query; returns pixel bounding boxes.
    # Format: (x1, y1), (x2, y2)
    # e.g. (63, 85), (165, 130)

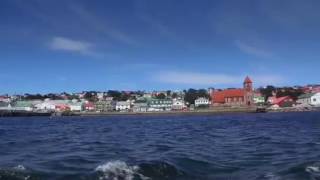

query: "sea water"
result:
(1, 112), (320, 180)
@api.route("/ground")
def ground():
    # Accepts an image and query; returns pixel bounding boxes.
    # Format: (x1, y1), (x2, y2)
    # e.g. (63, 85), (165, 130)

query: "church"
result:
(211, 76), (254, 106)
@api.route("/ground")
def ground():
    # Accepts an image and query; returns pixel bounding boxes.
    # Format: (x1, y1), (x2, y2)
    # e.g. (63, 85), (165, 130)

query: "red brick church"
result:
(211, 76), (254, 106)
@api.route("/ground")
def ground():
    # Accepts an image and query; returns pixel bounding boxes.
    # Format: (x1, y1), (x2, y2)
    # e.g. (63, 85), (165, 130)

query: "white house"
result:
(195, 97), (210, 107)
(34, 102), (56, 111)
(69, 102), (84, 112)
(97, 93), (105, 100)
(172, 99), (186, 110)
(297, 93), (320, 106)
(0, 96), (10, 103)
(35, 100), (71, 111)
(116, 101), (131, 111)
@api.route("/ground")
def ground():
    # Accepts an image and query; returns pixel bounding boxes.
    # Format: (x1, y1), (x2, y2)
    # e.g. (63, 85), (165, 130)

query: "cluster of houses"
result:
(0, 95), (203, 113)
(1, 77), (320, 113)
(260, 85), (320, 110)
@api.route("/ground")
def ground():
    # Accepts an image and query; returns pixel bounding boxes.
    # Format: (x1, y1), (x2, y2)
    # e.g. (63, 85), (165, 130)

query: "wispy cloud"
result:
(49, 37), (102, 57)
(153, 71), (285, 87)
(68, 4), (138, 46)
(235, 40), (273, 58)
(50, 37), (91, 52)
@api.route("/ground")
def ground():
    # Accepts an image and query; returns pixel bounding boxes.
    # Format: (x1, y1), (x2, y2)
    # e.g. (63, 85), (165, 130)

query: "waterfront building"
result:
(268, 96), (295, 108)
(0, 96), (10, 103)
(105, 97), (114, 101)
(84, 102), (95, 111)
(69, 102), (84, 112)
(211, 76), (254, 106)
(297, 92), (320, 106)
(195, 97), (210, 107)
(143, 93), (152, 98)
(97, 92), (105, 100)
(133, 99), (148, 112)
(55, 104), (70, 112)
(302, 85), (320, 93)
(11, 101), (34, 111)
(116, 101), (131, 112)
(34, 101), (56, 111)
(147, 98), (172, 111)
(95, 100), (114, 112)
(253, 92), (265, 105)
(0, 101), (11, 110)
(172, 99), (186, 110)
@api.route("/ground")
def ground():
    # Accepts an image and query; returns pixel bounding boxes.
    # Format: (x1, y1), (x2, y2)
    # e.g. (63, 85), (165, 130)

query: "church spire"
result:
(244, 76), (252, 84)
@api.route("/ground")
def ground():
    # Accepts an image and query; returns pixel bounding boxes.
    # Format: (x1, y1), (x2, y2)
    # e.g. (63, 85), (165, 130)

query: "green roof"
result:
(13, 101), (33, 107)
(135, 99), (147, 103)
(0, 101), (9, 107)
(68, 102), (84, 106)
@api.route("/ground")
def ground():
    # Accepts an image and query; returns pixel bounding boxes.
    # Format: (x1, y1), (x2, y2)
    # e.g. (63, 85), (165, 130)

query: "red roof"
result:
(85, 102), (95, 107)
(272, 96), (292, 105)
(211, 89), (245, 103)
(55, 104), (70, 110)
(244, 76), (252, 83)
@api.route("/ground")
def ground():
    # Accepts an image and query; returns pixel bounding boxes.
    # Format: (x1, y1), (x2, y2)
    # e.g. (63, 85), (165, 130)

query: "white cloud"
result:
(235, 40), (273, 58)
(154, 71), (285, 87)
(50, 37), (91, 52)
(49, 37), (102, 57)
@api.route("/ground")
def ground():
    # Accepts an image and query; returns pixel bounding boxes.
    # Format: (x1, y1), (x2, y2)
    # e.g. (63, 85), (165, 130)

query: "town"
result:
(0, 76), (320, 116)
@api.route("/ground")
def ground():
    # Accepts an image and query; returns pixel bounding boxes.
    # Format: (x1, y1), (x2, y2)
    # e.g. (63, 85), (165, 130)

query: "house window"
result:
(313, 98), (317, 102)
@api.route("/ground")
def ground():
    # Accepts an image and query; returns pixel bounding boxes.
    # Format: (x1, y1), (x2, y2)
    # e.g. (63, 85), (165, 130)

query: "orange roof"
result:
(244, 76), (252, 83)
(211, 89), (245, 103)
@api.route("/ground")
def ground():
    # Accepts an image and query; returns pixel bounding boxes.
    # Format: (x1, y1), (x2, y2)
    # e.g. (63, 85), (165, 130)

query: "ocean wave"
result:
(0, 165), (30, 180)
(263, 172), (281, 180)
(306, 164), (320, 176)
(95, 160), (149, 180)
(13, 165), (26, 171)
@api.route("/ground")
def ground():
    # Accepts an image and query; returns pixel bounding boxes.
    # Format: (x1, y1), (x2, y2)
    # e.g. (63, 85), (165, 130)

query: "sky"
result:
(0, 0), (320, 94)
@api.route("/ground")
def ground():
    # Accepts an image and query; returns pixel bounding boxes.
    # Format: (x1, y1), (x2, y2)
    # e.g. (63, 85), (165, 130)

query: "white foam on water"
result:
(13, 165), (26, 171)
(95, 160), (149, 180)
(306, 165), (320, 174)
(264, 172), (281, 180)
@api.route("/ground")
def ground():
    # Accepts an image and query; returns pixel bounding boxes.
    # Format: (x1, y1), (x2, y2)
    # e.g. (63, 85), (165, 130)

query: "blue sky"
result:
(1, 0), (320, 94)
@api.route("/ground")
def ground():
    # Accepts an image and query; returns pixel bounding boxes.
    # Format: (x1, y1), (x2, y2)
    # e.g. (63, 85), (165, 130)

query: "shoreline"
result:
(75, 109), (257, 117)
(1, 107), (319, 117)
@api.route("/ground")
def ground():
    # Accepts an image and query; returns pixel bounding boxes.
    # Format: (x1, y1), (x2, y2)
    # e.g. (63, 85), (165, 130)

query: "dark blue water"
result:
(1, 112), (320, 180)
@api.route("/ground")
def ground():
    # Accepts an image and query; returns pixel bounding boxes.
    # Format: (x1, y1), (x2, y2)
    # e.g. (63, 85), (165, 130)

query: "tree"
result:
(24, 93), (44, 100)
(107, 90), (122, 100)
(198, 89), (210, 98)
(119, 92), (130, 101)
(84, 92), (98, 102)
(260, 85), (276, 101)
(276, 87), (303, 100)
(166, 90), (171, 97)
(172, 92), (178, 99)
(156, 93), (166, 99)
(184, 89), (210, 106)
(184, 89), (198, 106)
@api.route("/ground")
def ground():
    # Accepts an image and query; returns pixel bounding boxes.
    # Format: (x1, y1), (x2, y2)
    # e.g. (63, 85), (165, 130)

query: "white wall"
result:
(195, 98), (210, 107)
(70, 105), (83, 111)
(310, 93), (320, 106)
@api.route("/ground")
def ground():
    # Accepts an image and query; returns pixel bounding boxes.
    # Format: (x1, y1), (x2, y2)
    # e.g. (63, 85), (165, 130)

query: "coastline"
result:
(75, 108), (257, 116)
(0, 108), (256, 117)
(1, 107), (319, 118)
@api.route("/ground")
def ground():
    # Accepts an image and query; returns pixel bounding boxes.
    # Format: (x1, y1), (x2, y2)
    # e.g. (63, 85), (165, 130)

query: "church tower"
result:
(243, 76), (253, 106)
